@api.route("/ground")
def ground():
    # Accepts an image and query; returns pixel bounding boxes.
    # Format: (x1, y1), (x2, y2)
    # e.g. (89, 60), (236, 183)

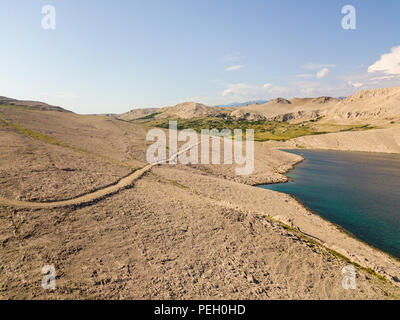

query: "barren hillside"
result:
(1, 101), (399, 299)
(155, 102), (229, 119)
(275, 125), (400, 153)
(321, 87), (400, 124)
(0, 96), (72, 113)
(235, 97), (340, 121)
(118, 108), (160, 121)
(119, 86), (400, 125)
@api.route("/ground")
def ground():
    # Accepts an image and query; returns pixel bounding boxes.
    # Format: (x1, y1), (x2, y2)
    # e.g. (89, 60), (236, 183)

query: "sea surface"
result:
(259, 149), (400, 258)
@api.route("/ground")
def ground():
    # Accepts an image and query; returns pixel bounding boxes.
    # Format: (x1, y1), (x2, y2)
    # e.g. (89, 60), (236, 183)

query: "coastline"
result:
(254, 148), (400, 286)
(251, 155), (305, 187)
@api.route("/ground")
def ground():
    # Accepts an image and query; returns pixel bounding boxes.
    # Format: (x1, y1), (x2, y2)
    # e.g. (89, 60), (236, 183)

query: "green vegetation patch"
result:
(273, 218), (388, 284)
(135, 112), (161, 120)
(0, 117), (80, 149)
(134, 117), (375, 142)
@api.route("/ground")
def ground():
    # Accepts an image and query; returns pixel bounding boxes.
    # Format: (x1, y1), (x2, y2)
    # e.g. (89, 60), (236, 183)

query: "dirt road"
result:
(0, 143), (198, 209)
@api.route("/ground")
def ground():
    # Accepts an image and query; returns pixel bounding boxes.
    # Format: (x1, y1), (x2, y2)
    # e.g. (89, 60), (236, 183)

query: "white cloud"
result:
(370, 75), (400, 81)
(368, 46), (400, 75)
(226, 65), (244, 71)
(348, 81), (364, 88)
(190, 50), (400, 105)
(296, 73), (313, 78)
(316, 68), (330, 79)
(222, 83), (258, 97)
(303, 63), (336, 70)
(221, 83), (289, 100)
(188, 80), (357, 106)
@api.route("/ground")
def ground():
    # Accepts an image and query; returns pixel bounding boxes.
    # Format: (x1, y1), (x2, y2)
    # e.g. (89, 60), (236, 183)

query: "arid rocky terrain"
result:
(119, 86), (400, 125)
(1, 89), (400, 299)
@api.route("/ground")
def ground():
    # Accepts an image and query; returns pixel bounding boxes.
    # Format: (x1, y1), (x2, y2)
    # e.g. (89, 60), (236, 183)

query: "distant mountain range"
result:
(217, 100), (269, 108)
(118, 87), (400, 124)
(3, 87), (400, 126)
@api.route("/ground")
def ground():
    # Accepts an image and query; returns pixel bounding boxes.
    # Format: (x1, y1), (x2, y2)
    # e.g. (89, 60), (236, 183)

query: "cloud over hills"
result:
(368, 46), (400, 75)
(226, 65), (244, 71)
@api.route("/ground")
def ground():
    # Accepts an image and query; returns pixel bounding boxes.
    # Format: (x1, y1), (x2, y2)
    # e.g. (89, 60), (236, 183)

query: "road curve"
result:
(0, 143), (199, 209)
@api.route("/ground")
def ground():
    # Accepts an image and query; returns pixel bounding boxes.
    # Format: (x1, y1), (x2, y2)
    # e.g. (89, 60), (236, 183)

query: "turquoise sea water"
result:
(259, 149), (400, 258)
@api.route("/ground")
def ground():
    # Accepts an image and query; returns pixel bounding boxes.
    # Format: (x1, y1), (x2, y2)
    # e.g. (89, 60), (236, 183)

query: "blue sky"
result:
(1, 0), (400, 114)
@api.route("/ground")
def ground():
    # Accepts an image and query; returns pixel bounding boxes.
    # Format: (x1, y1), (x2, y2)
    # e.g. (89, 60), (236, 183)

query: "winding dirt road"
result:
(0, 143), (199, 209)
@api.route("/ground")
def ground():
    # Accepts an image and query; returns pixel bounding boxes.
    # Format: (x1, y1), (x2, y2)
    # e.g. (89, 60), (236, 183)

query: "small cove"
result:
(259, 149), (400, 258)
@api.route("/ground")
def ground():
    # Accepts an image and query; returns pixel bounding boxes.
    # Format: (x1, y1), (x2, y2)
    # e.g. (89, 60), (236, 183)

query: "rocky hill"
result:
(118, 86), (400, 124)
(321, 87), (400, 123)
(0, 96), (72, 113)
(155, 102), (229, 119)
(118, 107), (160, 121)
